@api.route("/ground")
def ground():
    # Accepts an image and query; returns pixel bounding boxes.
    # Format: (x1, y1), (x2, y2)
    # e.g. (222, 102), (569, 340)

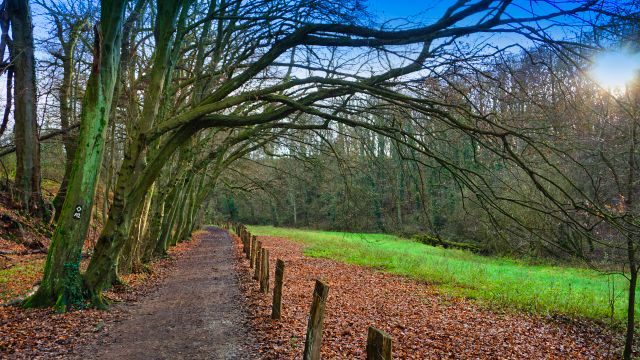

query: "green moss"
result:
(54, 259), (85, 312)
(249, 225), (633, 326)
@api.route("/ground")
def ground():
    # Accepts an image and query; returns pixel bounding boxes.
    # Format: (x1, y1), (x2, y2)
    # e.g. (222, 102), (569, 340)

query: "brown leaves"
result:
(0, 255), (45, 303)
(234, 235), (620, 359)
(0, 232), (202, 358)
(0, 306), (107, 358)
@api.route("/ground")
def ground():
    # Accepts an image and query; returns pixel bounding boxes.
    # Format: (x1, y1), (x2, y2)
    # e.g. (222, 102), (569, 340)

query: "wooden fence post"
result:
(246, 232), (252, 260)
(271, 259), (285, 319)
(245, 230), (249, 255)
(253, 242), (262, 280)
(260, 248), (270, 294)
(303, 280), (329, 360)
(250, 236), (257, 268)
(242, 229), (248, 255)
(366, 327), (392, 360)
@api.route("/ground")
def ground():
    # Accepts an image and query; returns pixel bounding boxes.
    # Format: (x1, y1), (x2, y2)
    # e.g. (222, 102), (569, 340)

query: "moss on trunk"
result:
(23, 0), (127, 310)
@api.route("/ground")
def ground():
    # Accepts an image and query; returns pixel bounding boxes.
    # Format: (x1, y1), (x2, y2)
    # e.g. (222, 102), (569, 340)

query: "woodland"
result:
(0, 0), (639, 358)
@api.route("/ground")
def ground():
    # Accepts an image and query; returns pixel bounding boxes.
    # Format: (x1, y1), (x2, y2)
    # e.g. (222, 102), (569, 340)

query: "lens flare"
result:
(590, 49), (640, 91)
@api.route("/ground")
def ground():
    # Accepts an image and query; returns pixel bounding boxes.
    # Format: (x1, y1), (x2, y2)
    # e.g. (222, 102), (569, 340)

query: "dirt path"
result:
(75, 227), (256, 360)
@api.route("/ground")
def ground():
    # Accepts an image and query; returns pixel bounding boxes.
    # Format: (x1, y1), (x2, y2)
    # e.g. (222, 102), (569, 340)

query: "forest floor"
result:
(0, 225), (626, 359)
(238, 233), (624, 359)
(0, 228), (258, 359)
(0, 238), (197, 358)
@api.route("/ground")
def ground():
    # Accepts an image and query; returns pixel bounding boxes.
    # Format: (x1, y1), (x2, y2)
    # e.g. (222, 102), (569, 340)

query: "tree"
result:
(24, 0), (128, 310)
(8, 0), (43, 215)
(38, 0), (92, 220)
(81, 1), (604, 305)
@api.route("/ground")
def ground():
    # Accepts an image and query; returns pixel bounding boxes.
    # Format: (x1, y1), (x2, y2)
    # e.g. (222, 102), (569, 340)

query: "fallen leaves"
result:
(234, 234), (622, 359)
(0, 234), (202, 359)
(0, 255), (45, 303)
(0, 306), (107, 358)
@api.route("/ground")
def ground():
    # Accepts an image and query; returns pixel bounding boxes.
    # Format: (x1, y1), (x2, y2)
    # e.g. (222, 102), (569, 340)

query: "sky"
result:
(363, 1), (583, 49)
(366, 0), (579, 25)
(368, 0), (439, 20)
(366, 0), (640, 90)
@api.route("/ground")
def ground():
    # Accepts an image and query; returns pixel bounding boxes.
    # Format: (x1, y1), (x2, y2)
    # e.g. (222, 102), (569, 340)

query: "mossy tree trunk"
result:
(142, 187), (165, 262)
(83, 0), (187, 296)
(154, 180), (182, 256)
(24, 0), (128, 310)
(84, 124), (200, 302)
(51, 17), (85, 220)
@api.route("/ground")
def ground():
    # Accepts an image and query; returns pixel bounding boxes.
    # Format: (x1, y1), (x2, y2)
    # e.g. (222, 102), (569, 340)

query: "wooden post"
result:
(303, 280), (329, 360)
(366, 327), (392, 360)
(260, 248), (270, 294)
(246, 232), (252, 260)
(271, 259), (285, 319)
(241, 229), (247, 255)
(245, 232), (249, 256)
(253, 240), (262, 268)
(250, 236), (257, 268)
(253, 241), (262, 280)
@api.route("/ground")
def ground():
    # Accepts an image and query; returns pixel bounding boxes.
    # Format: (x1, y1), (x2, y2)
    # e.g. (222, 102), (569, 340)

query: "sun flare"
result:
(590, 50), (640, 91)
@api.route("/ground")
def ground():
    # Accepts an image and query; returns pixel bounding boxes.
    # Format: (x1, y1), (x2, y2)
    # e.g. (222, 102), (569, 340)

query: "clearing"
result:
(249, 226), (633, 324)
(238, 228), (620, 358)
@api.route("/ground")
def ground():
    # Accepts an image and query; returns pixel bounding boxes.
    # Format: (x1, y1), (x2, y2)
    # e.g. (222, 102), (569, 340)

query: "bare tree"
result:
(7, 0), (43, 215)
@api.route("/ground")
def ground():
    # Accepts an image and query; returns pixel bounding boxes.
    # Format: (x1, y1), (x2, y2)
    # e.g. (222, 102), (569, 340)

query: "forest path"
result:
(77, 227), (256, 360)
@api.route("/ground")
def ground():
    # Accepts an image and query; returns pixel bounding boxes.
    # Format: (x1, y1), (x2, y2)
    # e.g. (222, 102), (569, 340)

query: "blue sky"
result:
(365, 1), (599, 32)
(368, 0), (437, 19)
(365, 1), (640, 89)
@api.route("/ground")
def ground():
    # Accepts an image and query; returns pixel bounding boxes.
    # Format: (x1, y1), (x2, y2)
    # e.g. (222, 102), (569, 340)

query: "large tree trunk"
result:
(131, 184), (154, 271)
(84, 123), (199, 301)
(118, 184), (153, 275)
(8, 0), (43, 216)
(84, 0), (192, 300)
(51, 19), (84, 221)
(142, 187), (165, 262)
(23, 0), (128, 311)
(154, 182), (181, 256)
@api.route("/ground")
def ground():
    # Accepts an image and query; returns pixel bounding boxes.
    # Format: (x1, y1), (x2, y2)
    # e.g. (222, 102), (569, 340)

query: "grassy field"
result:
(249, 225), (633, 325)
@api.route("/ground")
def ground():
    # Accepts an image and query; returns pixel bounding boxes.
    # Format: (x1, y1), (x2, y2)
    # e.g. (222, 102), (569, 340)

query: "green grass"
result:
(0, 260), (44, 302)
(249, 225), (633, 325)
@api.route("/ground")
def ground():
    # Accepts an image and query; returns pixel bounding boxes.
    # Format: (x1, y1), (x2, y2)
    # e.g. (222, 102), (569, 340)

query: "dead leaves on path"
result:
(233, 235), (620, 359)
